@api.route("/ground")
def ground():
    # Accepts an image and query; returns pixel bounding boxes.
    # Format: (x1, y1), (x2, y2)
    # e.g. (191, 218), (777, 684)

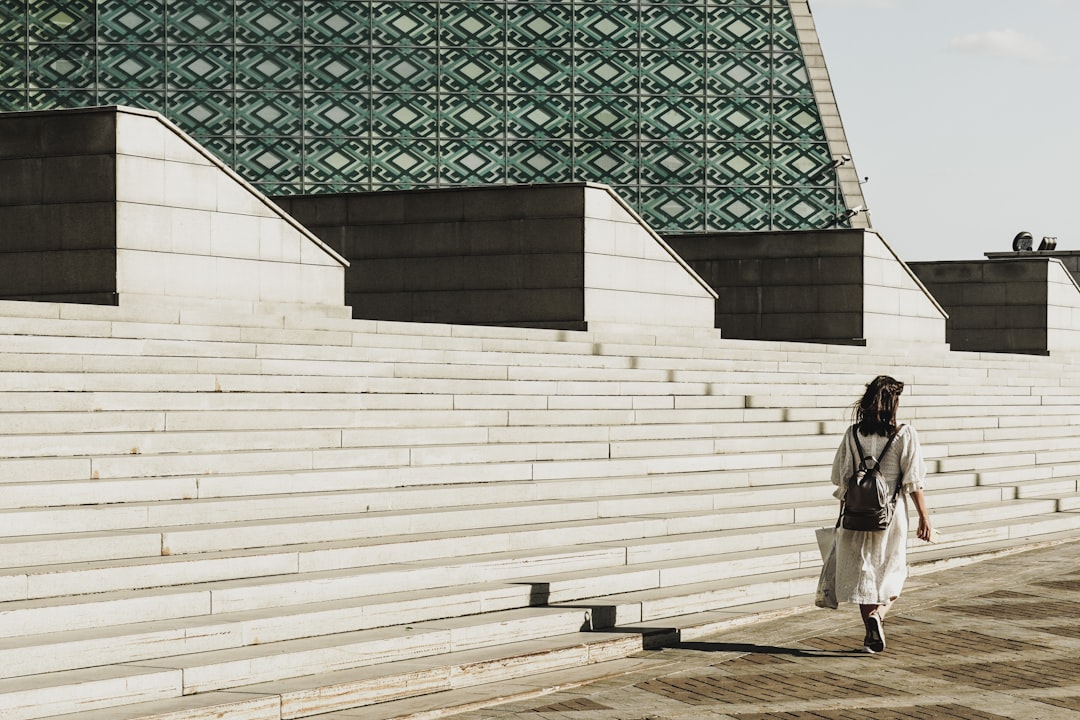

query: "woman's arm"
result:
(909, 489), (932, 541)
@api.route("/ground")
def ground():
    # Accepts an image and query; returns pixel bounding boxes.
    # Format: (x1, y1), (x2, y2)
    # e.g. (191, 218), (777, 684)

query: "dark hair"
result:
(854, 375), (904, 436)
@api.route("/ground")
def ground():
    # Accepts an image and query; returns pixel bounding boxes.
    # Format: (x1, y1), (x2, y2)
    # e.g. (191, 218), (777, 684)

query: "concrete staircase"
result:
(3, 301), (1080, 719)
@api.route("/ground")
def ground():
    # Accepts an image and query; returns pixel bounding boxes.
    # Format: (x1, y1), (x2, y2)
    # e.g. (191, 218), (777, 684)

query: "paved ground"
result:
(453, 539), (1080, 720)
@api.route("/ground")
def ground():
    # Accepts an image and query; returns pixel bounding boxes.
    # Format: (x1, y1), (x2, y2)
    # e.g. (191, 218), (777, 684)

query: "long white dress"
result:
(830, 424), (926, 605)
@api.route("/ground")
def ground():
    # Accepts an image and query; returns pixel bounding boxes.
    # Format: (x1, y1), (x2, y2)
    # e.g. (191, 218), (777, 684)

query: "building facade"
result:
(1, 0), (864, 234)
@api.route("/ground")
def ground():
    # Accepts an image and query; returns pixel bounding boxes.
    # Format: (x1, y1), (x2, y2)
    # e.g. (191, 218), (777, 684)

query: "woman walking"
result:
(830, 375), (933, 653)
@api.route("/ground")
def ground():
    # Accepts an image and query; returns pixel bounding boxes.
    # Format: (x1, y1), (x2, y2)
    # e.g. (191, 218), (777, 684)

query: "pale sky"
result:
(808, 0), (1080, 260)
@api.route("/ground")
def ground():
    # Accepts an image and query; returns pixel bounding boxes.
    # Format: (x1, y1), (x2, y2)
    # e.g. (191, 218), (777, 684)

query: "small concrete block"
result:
(347, 193), (406, 225)
(171, 207), (213, 255)
(163, 130), (214, 167)
(404, 191), (465, 223)
(116, 202), (173, 252)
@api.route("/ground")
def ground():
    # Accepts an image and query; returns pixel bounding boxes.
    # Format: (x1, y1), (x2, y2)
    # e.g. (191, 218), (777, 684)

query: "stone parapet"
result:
(0, 106), (348, 316)
(275, 183), (717, 332)
(665, 228), (946, 346)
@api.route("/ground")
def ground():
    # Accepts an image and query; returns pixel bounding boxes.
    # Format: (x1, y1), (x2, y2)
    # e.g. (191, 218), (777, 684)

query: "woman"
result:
(830, 375), (932, 653)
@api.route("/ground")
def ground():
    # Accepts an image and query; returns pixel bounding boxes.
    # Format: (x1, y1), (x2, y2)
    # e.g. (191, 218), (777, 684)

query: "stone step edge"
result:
(10, 524), (1080, 720)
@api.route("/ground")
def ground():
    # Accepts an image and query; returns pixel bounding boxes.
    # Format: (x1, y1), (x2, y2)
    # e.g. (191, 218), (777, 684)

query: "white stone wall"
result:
(112, 108), (347, 314)
(1045, 260), (1080, 354)
(582, 186), (716, 330)
(862, 231), (948, 346)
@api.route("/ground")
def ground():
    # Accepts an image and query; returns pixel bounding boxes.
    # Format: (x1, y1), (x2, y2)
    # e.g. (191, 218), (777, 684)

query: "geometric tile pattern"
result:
(2, 0), (850, 233)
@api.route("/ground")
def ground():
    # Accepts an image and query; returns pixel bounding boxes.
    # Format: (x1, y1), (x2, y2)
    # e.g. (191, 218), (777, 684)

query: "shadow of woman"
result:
(675, 641), (869, 658)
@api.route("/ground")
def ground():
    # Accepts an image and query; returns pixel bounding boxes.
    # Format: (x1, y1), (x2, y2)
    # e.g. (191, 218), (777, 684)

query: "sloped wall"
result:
(0, 106), (349, 315)
(665, 229), (947, 346)
(275, 183), (717, 331)
(911, 258), (1080, 355)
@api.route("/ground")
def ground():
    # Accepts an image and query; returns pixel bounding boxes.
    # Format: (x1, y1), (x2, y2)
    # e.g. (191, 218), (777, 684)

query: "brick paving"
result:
(453, 539), (1080, 719)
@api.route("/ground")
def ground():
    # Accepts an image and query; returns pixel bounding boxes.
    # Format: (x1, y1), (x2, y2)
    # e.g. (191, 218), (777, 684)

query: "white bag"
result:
(814, 526), (838, 609)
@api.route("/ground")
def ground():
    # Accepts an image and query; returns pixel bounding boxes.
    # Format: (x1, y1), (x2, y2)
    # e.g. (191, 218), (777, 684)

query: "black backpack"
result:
(842, 424), (904, 531)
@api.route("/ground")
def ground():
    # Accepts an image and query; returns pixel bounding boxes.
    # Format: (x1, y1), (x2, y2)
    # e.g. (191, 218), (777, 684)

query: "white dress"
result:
(830, 424), (926, 605)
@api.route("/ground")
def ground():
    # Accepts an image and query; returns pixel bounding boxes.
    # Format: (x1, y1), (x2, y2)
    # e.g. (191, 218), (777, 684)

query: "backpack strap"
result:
(852, 424), (906, 501)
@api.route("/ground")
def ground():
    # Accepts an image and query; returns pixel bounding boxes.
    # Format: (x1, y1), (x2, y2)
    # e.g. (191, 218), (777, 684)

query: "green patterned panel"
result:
(4, 1), (849, 234)
(576, 94), (637, 140)
(371, 46), (438, 92)
(1, 5), (24, 43)
(26, 88), (94, 109)
(99, 0), (165, 44)
(305, 2), (368, 46)
(0, 44), (25, 90)
(305, 46), (370, 91)
(575, 50), (638, 96)
(706, 5), (773, 52)
(28, 43), (93, 87)
(506, 93), (571, 138)
(0, 90), (25, 110)
(640, 185), (706, 232)
(439, 93), (504, 138)
(706, 50), (770, 96)
(641, 94), (704, 141)
(772, 142), (834, 186)
(305, 92), (371, 138)
(236, 1), (301, 45)
(236, 136), (302, 184)
(772, 187), (840, 230)
(639, 5), (705, 50)
(440, 47), (504, 94)
(707, 142), (771, 186)
(576, 140), (638, 185)
(167, 44), (232, 90)
(235, 45), (301, 89)
(641, 141), (706, 186)
(305, 137), (370, 185)
(506, 48), (572, 94)
(167, 0), (232, 44)
(371, 93), (437, 138)
(236, 92), (302, 136)
(27, 0), (93, 43)
(370, 2), (437, 46)
(440, 2), (504, 48)
(169, 90), (233, 135)
(99, 88), (165, 114)
(506, 3), (571, 47)
(773, 96), (826, 143)
(707, 185), (773, 228)
(98, 44), (166, 89)
(507, 141), (572, 184)
(440, 137), (505, 184)
(707, 96), (771, 141)
(372, 138), (438, 185)
(575, 3), (638, 49)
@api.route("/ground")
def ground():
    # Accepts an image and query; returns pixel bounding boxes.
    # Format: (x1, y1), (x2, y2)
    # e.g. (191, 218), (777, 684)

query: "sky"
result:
(808, 0), (1080, 261)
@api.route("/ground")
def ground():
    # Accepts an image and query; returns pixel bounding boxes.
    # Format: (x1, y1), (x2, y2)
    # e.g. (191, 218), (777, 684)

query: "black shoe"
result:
(863, 613), (885, 653)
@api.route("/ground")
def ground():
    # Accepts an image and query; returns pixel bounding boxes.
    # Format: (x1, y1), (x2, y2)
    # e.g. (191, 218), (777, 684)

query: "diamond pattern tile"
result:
(372, 138), (438, 185)
(305, 2), (367, 45)
(99, 0), (165, 43)
(27, 0), (94, 43)
(305, 92), (370, 138)
(98, 44), (166, 88)
(372, 93), (437, 138)
(506, 3), (572, 47)
(3, 1), (848, 233)
(236, 1), (300, 45)
(440, 138), (505, 184)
